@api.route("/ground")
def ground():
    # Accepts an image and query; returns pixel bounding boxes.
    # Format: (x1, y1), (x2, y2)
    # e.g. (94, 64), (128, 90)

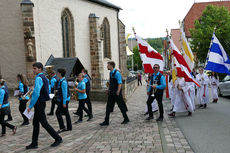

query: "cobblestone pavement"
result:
(0, 85), (193, 153)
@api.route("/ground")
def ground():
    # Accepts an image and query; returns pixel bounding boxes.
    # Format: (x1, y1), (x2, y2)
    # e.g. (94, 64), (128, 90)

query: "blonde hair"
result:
(78, 73), (84, 78)
(17, 74), (29, 86)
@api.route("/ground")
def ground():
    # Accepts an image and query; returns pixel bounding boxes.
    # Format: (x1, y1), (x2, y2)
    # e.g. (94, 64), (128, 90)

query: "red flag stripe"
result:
(173, 49), (191, 72)
(139, 44), (163, 60)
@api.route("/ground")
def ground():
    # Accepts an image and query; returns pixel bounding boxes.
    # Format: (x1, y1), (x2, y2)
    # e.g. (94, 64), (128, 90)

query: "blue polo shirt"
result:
(147, 72), (166, 92)
(77, 80), (87, 100)
(0, 86), (10, 108)
(110, 68), (122, 84)
(18, 81), (29, 100)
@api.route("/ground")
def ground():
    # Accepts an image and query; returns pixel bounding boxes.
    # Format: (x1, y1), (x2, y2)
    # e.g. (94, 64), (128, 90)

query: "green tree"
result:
(133, 45), (142, 70)
(190, 5), (230, 63)
(147, 38), (164, 54)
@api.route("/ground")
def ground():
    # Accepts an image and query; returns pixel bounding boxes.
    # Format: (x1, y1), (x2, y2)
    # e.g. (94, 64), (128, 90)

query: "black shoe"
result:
(153, 110), (158, 113)
(87, 115), (93, 121)
(50, 139), (63, 147)
(188, 112), (192, 116)
(26, 143), (38, 149)
(199, 104), (204, 108)
(6, 118), (12, 122)
(57, 128), (66, 133)
(73, 112), (79, 116)
(156, 117), (163, 121)
(144, 112), (148, 116)
(121, 119), (130, 124)
(47, 112), (54, 116)
(145, 116), (154, 120)
(204, 104), (207, 108)
(100, 121), (109, 126)
(21, 121), (29, 126)
(74, 120), (82, 124)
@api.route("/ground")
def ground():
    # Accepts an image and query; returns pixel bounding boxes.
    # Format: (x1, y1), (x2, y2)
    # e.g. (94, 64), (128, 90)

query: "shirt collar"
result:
(111, 68), (116, 73)
(36, 72), (43, 78)
(52, 75), (57, 79)
(153, 72), (160, 76)
(60, 77), (65, 81)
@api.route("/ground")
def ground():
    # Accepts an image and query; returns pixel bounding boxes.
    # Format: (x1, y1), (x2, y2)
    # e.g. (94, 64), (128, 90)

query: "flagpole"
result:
(132, 27), (142, 71)
(205, 27), (216, 69)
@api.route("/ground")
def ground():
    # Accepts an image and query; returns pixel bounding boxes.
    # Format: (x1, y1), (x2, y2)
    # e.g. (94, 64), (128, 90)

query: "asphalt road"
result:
(174, 95), (230, 153)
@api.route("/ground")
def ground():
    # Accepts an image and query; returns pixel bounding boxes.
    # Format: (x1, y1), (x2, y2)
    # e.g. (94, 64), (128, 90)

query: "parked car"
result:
(218, 75), (230, 96)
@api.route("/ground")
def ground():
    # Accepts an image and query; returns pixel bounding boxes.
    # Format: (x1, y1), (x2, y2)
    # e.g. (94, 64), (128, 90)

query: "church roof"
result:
(88, 0), (121, 10)
(45, 55), (85, 80)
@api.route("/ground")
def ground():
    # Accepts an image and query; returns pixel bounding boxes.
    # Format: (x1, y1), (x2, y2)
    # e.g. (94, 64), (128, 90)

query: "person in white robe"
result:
(209, 72), (219, 103)
(168, 77), (194, 117)
(196, 67), (210, 108)
(187, 74), (196, 110)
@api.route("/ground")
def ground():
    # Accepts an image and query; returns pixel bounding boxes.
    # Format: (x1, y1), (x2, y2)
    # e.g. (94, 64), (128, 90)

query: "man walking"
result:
(146, 64), (166, 121)
(100, 61), (129, 126)
(26, 62), (62, 149)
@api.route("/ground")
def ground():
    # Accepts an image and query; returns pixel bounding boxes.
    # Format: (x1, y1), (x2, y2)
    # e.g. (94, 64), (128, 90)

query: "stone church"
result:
(0, 0), (128, 92)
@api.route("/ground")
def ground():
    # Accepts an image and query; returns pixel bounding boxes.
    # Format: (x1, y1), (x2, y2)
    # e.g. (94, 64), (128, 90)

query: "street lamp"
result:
(20, 0), (34, 12)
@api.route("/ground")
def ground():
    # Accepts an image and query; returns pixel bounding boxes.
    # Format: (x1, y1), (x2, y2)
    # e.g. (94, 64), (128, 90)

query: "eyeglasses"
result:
(153, 67), (159, 69)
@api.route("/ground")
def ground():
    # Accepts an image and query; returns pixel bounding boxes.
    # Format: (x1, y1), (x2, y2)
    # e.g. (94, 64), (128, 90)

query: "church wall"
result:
(0, 0), (27, 89)
(32, 0), (120, 79)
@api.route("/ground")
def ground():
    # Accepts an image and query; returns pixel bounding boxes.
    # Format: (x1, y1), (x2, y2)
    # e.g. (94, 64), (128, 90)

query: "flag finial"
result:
(132, 27), (136, 35)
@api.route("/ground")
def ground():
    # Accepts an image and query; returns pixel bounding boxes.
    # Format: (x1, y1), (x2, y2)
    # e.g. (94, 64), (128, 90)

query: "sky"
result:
(108, 0), (221, 38)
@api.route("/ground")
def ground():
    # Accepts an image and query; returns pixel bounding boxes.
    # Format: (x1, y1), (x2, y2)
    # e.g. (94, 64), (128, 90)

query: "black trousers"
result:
(32, 102), (61, 145)
(49, 97), (57, 114)
(55, 101), (72, 130)
(76, 92), (93, 115)
(7, 106), (12, 120)
(104, 94), (129, 123)
(0, 113), (15, 134)
(138, 79), (142, 86)
(146, 93), (164, 118)
(78, 99), (91, 121)
(19, 100), (29, 123)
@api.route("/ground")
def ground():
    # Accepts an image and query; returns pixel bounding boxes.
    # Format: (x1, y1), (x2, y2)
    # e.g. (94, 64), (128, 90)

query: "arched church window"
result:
(102, 18), (111, 59)
(61, 8), (75, 57)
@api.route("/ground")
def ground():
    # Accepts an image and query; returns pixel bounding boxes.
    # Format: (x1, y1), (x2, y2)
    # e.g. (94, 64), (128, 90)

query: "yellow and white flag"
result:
(181, 29), (194, 70)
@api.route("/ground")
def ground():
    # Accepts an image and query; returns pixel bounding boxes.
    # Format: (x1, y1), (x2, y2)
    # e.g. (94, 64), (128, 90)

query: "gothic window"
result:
(102, 18), (111, 59)
(61, 8), (75, 57)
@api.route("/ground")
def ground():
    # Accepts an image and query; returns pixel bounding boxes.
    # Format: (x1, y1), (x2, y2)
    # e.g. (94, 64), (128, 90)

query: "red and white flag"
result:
(136, 35), (164, 73)
(169, 37), (200, 87)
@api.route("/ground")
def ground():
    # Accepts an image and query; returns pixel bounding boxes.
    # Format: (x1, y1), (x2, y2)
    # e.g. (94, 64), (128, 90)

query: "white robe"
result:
(196, 73), (210, 104)
(173, 78), (194, 113)
(145, 99), (158, 112)
(209, 76), (219, 99)
(169, 80), (175, 106)
(186, 81), (196, 109)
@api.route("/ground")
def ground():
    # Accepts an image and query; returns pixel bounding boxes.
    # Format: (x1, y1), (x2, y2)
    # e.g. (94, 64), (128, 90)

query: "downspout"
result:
(117, 10), (121, 69)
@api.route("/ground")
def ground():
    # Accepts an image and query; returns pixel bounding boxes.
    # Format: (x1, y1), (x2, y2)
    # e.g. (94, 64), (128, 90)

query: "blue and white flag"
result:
(205, 33), (230, 75)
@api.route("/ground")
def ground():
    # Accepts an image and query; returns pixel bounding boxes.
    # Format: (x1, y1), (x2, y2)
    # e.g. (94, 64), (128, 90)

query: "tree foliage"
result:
(190, 5), (230, 63)
(147, 38), (164, 54)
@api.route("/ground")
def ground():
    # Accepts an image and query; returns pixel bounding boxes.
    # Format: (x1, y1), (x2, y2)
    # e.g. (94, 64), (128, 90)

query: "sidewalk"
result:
(0, 85), (193, 153)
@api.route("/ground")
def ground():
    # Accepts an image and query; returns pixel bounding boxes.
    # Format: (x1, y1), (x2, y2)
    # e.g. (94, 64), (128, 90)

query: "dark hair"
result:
(57, 68), (66, 77)
(107, 61), (115, 68)
(153, 64), (160, 68)
(17, 74), (28, 86)
(0, 79), (5, 86)
(82, 69), (88, 74)
(33, 62), (43, 70)
(211, 72), (218, 79)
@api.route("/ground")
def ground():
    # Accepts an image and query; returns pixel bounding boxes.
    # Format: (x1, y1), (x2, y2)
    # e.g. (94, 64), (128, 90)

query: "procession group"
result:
(166, 67), (219, 117)
(0, 60), (220, 149)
